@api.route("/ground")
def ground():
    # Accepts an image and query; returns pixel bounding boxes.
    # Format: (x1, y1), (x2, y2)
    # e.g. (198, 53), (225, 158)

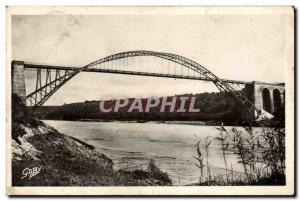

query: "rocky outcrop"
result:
(12, 122), (115, 186)
(12, 94), (172, 186)
(12, 120), (172, 186)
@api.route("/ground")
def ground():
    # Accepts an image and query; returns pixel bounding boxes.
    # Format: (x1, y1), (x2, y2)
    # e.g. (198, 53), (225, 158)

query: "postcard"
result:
(6, 6), (294, 196)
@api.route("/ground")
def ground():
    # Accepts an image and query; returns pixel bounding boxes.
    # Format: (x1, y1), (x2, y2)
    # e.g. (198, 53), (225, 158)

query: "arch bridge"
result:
(11, 50), (284, 120)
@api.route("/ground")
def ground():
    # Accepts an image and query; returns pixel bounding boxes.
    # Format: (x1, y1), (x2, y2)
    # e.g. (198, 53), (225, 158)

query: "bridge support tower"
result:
(12, 61), (26, 104)
(242, 81), (285, 120)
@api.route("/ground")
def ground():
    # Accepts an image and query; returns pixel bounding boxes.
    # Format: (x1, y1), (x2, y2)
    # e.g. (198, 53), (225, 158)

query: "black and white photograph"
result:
(6, 6), (294, 196)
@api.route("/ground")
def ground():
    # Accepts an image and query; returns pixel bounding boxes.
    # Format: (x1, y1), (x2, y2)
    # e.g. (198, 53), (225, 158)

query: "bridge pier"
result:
(241, 81), (285, 121)
(12, 61), (26, 104)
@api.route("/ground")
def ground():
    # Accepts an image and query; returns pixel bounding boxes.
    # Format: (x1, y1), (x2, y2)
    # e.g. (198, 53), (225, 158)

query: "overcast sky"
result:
(12, 10), (290, 105)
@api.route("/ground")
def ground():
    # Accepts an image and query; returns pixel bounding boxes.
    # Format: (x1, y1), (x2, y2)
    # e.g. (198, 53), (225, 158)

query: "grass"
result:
(194, 122), (286, 186)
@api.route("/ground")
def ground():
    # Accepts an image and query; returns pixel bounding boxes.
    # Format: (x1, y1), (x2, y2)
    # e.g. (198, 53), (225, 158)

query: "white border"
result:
(3, 4), (296, 197)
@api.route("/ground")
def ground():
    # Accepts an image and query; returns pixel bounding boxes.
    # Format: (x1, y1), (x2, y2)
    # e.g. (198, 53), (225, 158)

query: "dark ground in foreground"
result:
(12, 119), (172, 186)
(12, 94), (172, 186)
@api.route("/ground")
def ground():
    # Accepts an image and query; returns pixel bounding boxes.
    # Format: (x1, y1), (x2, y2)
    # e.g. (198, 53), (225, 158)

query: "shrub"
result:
(194, 122), (285, 185)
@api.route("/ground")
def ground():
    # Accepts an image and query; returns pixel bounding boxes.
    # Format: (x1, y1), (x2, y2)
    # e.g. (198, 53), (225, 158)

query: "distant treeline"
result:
(32, 92), (242, 123)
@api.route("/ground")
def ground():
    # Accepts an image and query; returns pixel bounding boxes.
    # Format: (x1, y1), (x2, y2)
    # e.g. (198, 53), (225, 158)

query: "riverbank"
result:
(11, 95), (285, 186)
(51, 119), (209, 125)
(40, 118), (234, 126)
(11, 95), (172, 186)
(12, 118), (172, 186)
(44, 119), (246, 185)
(32, 91), (244, 124)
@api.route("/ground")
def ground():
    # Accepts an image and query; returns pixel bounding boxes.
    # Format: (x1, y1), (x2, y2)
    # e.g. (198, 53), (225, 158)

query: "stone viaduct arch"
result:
(242, 81), (285, 119)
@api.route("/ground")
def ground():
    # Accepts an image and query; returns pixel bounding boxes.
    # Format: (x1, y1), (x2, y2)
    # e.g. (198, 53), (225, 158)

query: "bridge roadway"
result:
(23, 62), (250, 85)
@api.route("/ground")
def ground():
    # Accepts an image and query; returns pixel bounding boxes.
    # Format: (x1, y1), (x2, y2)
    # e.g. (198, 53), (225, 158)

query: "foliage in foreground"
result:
(194, 123), (285, 186)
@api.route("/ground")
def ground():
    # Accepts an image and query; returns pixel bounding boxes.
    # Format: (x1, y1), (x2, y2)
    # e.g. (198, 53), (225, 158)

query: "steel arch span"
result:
(25, 50), (269, 118)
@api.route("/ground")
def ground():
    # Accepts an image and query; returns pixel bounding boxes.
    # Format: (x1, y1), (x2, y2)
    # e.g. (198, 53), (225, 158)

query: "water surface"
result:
(45, 120), (246, 185)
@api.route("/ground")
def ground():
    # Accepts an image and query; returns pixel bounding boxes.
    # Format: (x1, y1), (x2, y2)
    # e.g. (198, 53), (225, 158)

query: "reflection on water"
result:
(45, 120), (247, 185)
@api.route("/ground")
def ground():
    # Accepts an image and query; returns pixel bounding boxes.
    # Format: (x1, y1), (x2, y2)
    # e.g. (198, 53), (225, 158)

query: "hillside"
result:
(33, 91), (242, 123)
(12, 94), (172, 186)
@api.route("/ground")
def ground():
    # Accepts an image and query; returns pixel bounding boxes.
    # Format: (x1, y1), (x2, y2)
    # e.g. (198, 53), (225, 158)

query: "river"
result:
(45, 120), (247, 185)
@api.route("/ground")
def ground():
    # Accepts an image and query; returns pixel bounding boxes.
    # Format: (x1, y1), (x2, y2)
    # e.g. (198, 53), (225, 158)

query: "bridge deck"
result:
(23, 63), (250, 85)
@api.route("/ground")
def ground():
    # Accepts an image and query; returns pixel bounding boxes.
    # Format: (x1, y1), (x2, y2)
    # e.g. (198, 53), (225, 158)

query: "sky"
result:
(12, 10), (290, 105)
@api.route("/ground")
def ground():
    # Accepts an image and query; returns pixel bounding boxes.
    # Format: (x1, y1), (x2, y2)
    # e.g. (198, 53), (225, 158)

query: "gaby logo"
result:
(21, 166), (42, 180)
(99, 96), (200, 113)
